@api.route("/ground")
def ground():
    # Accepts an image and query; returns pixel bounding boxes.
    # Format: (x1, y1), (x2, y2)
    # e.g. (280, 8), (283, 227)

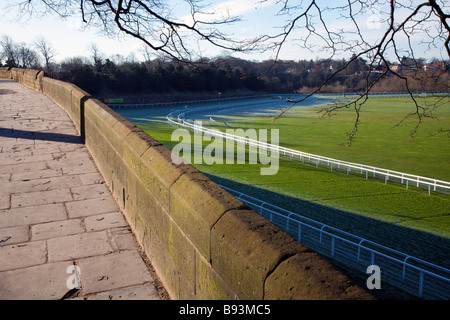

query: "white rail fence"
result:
(167, 107), (450, 195)
(220, 185), (450, 300)
(107, 94), (275, 109)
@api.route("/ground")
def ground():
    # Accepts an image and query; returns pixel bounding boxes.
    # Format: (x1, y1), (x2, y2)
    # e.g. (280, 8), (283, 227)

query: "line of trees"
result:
(1, 34), (449, 99)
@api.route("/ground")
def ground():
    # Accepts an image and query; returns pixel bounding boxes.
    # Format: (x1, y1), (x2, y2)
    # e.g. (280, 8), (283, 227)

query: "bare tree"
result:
(16, 42), (40, 68)
(89, 43), (103, 72)
(0, 34), (19, 67)
(139, 45), (156, 72)
(1, 35), (40, 68)
(34, 36), (57, 74)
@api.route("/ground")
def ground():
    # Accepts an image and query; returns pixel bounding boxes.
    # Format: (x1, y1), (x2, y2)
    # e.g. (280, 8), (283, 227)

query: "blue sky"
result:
(1, 0), (446, 63)
(1, 3), (143, 62)
(0, 0), (287, 62)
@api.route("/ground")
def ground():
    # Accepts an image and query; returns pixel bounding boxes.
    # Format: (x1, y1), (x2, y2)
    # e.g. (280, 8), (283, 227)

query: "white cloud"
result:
(211, 0), (276, 17)
(181, 0), (277, 24)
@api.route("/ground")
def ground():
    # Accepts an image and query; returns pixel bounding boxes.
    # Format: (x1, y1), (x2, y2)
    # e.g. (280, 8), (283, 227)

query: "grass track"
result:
(210, 96), (450, 181)
(118, 96), (450, 267)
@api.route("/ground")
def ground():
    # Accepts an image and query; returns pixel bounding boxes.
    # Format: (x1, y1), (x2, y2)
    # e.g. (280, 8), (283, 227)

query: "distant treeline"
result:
(48, 56), (448, 98)
(1, 32), (448, 98)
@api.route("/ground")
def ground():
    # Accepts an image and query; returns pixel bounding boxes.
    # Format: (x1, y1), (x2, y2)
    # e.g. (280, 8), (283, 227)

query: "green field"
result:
(208, 96), (450, 181)
(118, 95), (450, 267)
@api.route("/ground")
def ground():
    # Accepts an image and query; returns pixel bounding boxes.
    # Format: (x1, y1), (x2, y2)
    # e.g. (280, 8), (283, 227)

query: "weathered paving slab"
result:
(31, 219), (85, 241)
(0, 225), (29, 247)
(0, 204), (68, 228)
(0, 79), (162, 300)
(0, 241), (47, 272)
(0, 194), (9, 210)
(84, 212), (128, 232)
(66, 197), (120, 218)
(86, 284), (160, 300)
(0, 261), (77, 300)
(47, 231), (114, 262)
(76, 250), (153, 295)
(10, 187), (73, 208)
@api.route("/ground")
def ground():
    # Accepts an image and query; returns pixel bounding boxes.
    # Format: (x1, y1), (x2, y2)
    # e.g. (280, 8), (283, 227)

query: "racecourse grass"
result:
(211, 96), (450, 181)
(120, 95), (450, 267)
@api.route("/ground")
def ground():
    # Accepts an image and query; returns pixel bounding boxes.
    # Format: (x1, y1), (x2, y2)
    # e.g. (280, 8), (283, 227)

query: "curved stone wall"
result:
(0, 67), (374, 300)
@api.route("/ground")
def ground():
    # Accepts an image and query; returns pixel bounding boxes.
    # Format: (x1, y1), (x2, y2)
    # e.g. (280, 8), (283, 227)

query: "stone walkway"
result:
(0, 79), (163, 300)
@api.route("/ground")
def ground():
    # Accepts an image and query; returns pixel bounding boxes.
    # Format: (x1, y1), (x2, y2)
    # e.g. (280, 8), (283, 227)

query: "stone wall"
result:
(0, 68), (374, 300)
(0, 67), (11, 79)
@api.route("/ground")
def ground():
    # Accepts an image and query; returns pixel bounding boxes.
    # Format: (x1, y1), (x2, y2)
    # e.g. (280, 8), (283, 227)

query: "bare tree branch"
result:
(34, 36), (57, 73)
(5, 0), (449, 143)
(264, 0), (450, 144)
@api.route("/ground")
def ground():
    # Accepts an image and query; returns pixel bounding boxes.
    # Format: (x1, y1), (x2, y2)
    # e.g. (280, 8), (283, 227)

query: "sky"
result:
(0, 0), (447, 64)
(0, 0), (287, 63)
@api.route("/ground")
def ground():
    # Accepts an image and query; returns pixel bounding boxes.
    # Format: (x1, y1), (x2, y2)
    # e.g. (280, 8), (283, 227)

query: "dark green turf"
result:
(118, 96), (450, 266)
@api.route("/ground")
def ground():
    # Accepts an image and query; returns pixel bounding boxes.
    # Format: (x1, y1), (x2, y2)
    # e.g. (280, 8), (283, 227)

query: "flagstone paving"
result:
(0, 79), (163, 300)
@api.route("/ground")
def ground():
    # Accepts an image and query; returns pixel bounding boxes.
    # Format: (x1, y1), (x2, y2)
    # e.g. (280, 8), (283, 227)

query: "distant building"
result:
(283, 68), (296, 74)
(389, 64), (399, 71)
(388, 61), (449, 73)
(423, 61), (447, 72)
